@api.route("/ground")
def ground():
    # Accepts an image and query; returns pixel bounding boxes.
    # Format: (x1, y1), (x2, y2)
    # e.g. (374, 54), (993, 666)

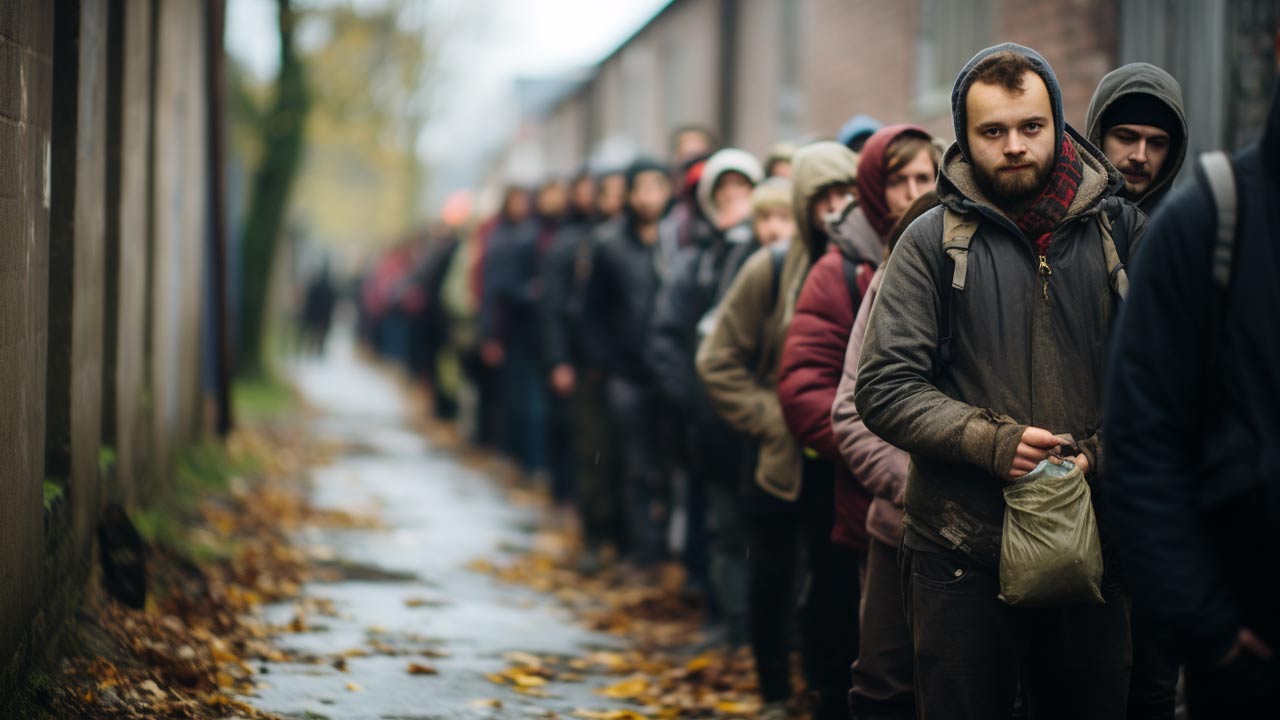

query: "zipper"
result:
(1038, 254), (1052, 301)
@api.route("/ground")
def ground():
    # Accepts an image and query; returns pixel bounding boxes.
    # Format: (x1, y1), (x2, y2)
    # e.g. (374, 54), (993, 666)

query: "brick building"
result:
(489, 0), (1276, 187)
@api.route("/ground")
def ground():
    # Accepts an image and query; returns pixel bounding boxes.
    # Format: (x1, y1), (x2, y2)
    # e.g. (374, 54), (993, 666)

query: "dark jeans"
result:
(904, 544), (1132, 720)
(498, 344), (548, 475)
(747, 464), (860, 720)
(850, 537), (914, 720)
(574, 371), (622, 551)
(1185, 652), (1279, 719)
(546, 391), (576, 504)
(606, 377), (669, 565)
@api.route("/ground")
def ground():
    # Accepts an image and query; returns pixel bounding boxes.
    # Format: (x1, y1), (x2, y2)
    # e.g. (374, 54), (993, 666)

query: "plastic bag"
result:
(999, 459), (1105, 606)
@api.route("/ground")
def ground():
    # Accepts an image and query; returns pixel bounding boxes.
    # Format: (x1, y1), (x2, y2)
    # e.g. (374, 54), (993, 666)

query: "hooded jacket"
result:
(777, 127), (926, 547)
(1086, 62), (1188, 212)
(696, 142), (856, 501)
(541, 205), (606, 370)
(1105, 78), (1280, 662)
(854, 44), (1147, 568)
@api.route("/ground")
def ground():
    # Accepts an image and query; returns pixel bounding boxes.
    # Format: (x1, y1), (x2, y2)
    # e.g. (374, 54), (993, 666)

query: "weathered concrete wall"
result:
(0, 0), (53, 668)
(47, 0), (108, 555)
(150, 0), (207, 487)
(102, 0), (155, 506)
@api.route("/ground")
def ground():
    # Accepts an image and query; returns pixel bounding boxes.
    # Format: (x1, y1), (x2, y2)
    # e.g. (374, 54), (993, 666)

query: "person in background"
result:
(650, 148), (763, 642)
(1087, 60), (1189, 720)
(590, 158), (676, 567)
(765, 141), (796, 179)
(838, 114), (883, 154)
(1087, 62), (1187, 214)
(697, 141), (859, 720)
(1105, 32), (1280, 719)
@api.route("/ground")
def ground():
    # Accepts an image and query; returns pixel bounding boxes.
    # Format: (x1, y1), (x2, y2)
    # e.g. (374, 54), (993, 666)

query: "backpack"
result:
(935, 199), (1133, 368)
(1198, 150), (1238, 290)
(770, 243), (872, 315)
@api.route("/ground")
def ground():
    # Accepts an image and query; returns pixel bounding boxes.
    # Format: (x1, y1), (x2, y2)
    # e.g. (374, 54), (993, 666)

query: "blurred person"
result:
(597, 169), (628, 220)
(671, 124), (719, 170)
(301, 258), (337, 356)
(765, 141), (796, 179)
(479, 185), (545, 472)
(1087, 61), (1189, 720)
(780, 125), (940, 720)
(1105, 35), (1280, 719)
(649, 148), (764, 642)
(696, 141), (858, 720)
(418, 223), (463, 419)
(589, 158), (676, 566)
(854, 45), (1145, 718)
(832, 190), (942, 720)
(838, 114), (883, 154)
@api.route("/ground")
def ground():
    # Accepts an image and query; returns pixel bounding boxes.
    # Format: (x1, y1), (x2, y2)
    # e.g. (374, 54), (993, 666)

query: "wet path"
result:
(248, 331), (626, 720)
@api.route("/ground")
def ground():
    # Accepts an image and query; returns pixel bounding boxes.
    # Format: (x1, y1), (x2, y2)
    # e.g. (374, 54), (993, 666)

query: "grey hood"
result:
(1086, 62), (1188, 212)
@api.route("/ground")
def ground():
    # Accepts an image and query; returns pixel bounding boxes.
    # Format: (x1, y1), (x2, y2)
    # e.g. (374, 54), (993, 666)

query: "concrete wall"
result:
(1, 0), (215, 698)
(0, 0), (53, 669)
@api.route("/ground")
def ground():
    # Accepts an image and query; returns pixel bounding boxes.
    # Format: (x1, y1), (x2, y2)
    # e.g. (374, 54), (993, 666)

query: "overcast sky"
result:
(226, 0), (671, 208)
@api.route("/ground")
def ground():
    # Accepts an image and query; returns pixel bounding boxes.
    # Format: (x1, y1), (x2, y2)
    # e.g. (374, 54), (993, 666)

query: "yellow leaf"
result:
(503, 651), (544, 667)
(715, 701), (758, 715)
(514, 685), (551, 697)
(470, 698), (504, 709)
(572, 711), (651, 720)
(485, 673), (509, 686)
(596, 675), (649, 699)
(511, 672), (548, 688)
(407, 663), (438, 675)
(685, 654), (715, 672)
(346, 682), (363, 692)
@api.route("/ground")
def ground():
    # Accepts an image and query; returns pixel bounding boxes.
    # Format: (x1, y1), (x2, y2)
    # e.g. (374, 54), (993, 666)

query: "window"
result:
(915, 0), (992, 117)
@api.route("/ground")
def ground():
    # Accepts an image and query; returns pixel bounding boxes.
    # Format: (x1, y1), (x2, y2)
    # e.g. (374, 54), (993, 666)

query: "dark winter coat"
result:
(540, 213), (606, 370)
(590, 215), (663, 383)
(1086, 62), (1188, 212)
(1104, 79), (1280, 663)
(480, 217), (543, 348)
(855, 128), (1145, 567)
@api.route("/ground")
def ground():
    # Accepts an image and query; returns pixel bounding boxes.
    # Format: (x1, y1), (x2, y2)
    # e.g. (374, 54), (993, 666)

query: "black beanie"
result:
(625, 157), (669, 190)
(1100, 93), (1181, 138)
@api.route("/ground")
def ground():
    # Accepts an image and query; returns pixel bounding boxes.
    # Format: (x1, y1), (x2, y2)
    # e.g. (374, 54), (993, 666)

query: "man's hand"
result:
(1220, 627), (1274, 666)
(550, 364), (576, 396)
(1007, 427), (1060, 481)
(1064, 453), (1090, 476)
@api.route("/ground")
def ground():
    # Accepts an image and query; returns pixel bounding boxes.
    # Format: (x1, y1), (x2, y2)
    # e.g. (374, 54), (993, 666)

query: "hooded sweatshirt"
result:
(855, 43), (1146, 567)
(696, 148), (765, 224)
(1086, 62), (1188, 212)
(777, 127), (930, 547)
(696, 142), (859, 501)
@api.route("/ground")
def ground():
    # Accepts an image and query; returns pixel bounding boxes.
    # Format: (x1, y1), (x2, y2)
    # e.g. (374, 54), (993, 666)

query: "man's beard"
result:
(974, 156), (1053, 213)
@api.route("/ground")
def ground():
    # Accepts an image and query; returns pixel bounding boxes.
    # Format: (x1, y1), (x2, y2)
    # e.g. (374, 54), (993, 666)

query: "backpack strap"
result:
(1199, 151), (1238, 289)
(936, 208), (975, 369)
(1096, 198), (1130, 301)
(841, 256), (875, 314)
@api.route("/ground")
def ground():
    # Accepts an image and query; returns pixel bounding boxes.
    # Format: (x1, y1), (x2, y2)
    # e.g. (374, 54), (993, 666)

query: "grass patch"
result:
(232, 374), (295, 420)
(42, 481), (64, 513)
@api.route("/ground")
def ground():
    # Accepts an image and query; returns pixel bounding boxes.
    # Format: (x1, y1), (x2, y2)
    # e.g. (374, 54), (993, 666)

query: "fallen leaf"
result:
(510, 672), (548, 688)
(470, 698), (504, 709)
(571, 710), (650, 720)
(345, 682), (363, 692)
(596, 675), (649, 699)
(407, 663), (438, 675)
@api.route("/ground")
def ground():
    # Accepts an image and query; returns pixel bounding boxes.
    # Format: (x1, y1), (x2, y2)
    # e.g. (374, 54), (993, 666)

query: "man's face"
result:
(810, 183), (856, 231)
(712, 172), (754, 228)
(1103, 123), (1171, 197)
(966, 72), (1056, 208)
(629, 171), (672, 223)
(504, 190), (530, 221)
(598, 175), (627, 218)
(753, 206), (795, 247)
(570, 178), (596, 213)
(884, 148), (937, 225)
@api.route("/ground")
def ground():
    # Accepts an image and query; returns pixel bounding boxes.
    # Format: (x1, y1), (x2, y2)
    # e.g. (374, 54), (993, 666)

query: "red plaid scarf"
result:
(1014, 138), (1082, 256)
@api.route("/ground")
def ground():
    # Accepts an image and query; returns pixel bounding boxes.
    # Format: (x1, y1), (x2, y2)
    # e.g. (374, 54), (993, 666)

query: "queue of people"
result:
(352, 39), (1279, 720)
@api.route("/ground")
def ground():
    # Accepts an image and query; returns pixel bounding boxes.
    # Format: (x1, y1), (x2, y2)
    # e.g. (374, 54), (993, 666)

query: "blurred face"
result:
(570, 177), (596, 213)
(810, 183), (856, 231)
(713, 171), (754, 228)
(966, 72), (1056, 209)
(629, 170), (672, 223)
(767, 159), (792, 179)
(1103, 123), (1171, 197)
(674, 130), (713, 164)
(753, 206), (795, 247)
(537, 182), (567, 217)
(598, 174), (627, 218)
(884, 148), (938, 225)
(503, 190), (530, 221)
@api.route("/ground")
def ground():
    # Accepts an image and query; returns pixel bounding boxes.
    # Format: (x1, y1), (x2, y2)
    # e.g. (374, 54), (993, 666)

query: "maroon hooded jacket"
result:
(776, 124), (931, 549)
